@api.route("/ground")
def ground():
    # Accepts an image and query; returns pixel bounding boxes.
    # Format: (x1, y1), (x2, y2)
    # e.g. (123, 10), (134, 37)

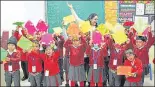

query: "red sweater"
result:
(26, 51), (43, 73)
(4, 51), (20, 71)
(64, 37), (87, 66)
(107, 37), (129, 70)
(124, 58), (143, 82)
(41, 51), (60, 76)
(14, 30), (27, 61)
(129, 31), (154, 66)
(54, 35), (65, 59)
(64, 39), (72, 57)
(86, 44), (107, 67)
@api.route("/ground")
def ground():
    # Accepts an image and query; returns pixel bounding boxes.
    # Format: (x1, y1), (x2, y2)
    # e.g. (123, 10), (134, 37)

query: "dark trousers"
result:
(84, 57), (90, 87)
(21, 61), (28, 78)
(103, 56), (110, 86)
(59, 58), (64, 78)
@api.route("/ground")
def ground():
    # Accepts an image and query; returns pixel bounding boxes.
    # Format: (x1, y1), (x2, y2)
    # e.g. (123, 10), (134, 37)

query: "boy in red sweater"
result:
(26, 40), (43, 86)
(63, 35), (72, 86)
(41, 44), (62, 86)
(13, 27), (29, 81)
(106, 35), (130, 87)
(64, 35), (87, 87)
(1, 36), (21, 86)
(129, 27), (155, 84)
(53, 33), (65, 81)
(124, 49), (143, 86)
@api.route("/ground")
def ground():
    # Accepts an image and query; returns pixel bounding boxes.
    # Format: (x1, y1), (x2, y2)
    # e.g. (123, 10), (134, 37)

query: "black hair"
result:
(87, 13), (98, 27)
(136, 36), (147, 42)
(32, 40), (40, 47)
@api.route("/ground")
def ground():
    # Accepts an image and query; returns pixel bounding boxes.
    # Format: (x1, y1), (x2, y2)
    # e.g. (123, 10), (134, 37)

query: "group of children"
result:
(1, 3), (155, 87)
(1, 21), (155, 87)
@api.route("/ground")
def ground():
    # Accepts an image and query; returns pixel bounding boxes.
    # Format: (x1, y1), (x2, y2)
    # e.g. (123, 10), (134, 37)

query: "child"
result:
(26, 40), (43, 86)
(53, 33), (65, 81)
(86, 39), (108, 86)
(2, 36), (21, 86)
(13, 27), (29, 81)
(41, 44), (62, 86)
(129, 27), (155, 84)
(64, 35), (87, 87)
(63, 35), (72, 86)
(106, 35), (130, 87)
(124, 49), (143, 86)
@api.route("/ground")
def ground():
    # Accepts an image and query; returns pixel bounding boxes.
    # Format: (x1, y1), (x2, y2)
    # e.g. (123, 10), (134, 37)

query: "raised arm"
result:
(67, 2), (83, 23)
(145, 27), (155, 48)
(9, 52), (21, 62)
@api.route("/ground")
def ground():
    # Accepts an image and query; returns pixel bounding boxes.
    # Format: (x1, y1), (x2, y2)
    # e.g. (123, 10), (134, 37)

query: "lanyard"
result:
(8, 53), (14, 65)
(92, 49), (100, 64)
(114, 49), (119, 59)
(30, 56), (36, 66)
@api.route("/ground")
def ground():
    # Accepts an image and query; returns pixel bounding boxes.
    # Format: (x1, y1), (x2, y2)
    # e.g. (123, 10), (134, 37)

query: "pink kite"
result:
(36, 19), (49, 32)
(92, 31), (102, 45)
(40, 33), (53, 45)
(25, 20), (36, 35)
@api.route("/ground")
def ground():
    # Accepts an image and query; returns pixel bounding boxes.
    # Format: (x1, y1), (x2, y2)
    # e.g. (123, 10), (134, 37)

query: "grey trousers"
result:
(59, 58), (64, 78)
(43, 74), (62, 86)
(124, 80), (142, 86)
(5, 70), (20, 86)
(29, 73), (42, 86)
(109, 69), (121, 87)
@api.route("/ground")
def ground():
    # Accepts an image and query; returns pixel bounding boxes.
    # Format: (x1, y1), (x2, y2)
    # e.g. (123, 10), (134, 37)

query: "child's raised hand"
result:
(6, 57), (10, 62)
(67, 2), (73, 9)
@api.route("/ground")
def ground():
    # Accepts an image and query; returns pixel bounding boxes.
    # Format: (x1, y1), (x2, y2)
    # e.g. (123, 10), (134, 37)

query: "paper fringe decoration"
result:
(112, 30), (128, 45)
(97, 24), (110, 35)
(25, 20), (37, 35)
(40, 33), (53, 45)
(13, 22), (24, 27)
(67, 23), (80, 36)
(53, 27), (63, 34)
(79, 21), (91, 33)
(17, 36), (34, 50)
(36, 19), (48, 32)
(1, 47), (8, 61)
(133, 17), (148, 34)
(63, 15), (75, 25)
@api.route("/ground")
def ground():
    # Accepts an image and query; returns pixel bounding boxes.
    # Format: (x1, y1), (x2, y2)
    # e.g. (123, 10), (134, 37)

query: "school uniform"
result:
(26, 51), (43, 86)
(14, 30), (29, 80)
(64, 37), (87, 84)
(54, 35), (65, 80)
(63, 39), (72, 85)
(41, 51), (62, 86)
(124, 58), (143, 86)
(4, 49), (21, 86)
(107, 37), (129, 87)
(86, 44), (107, 85)
(129, 31), (155, 84)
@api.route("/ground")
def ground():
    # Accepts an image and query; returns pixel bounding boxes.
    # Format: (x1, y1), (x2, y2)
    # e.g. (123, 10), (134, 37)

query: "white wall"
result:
(1, 1), (45, 37)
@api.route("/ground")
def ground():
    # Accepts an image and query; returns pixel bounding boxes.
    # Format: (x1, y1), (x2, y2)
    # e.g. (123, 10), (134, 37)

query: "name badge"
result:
(93, 64), (97, 69)
(113, 59), (117, 65)
(8, 65), (12, 71)
(45, 70), (49, 76)
(32, 66), (36, 72)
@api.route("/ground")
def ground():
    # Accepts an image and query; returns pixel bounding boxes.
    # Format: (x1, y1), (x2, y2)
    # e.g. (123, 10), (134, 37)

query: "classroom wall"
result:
(1, 1), (45, 37)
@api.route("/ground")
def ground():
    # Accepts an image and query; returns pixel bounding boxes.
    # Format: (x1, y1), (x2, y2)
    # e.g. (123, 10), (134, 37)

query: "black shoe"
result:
(75, 83), (78, 87)
(21, 77), (28, 81)
(61, 77), (64, 82)
(65, 84), (69, 87)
